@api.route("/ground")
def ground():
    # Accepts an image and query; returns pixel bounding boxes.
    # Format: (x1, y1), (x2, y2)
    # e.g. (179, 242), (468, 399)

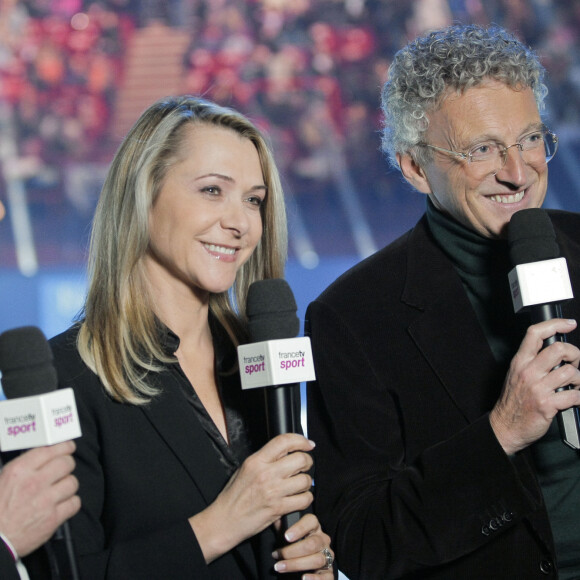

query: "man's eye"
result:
(470, 142), (496, 159)
(522, 132), (543, 146)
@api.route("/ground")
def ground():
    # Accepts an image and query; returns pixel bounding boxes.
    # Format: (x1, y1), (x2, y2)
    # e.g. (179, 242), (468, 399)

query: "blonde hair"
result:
(78, 96), (287, 404)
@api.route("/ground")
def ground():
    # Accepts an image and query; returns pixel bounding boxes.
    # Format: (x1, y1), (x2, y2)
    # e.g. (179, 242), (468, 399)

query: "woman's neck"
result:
(143, 256), (211, 346)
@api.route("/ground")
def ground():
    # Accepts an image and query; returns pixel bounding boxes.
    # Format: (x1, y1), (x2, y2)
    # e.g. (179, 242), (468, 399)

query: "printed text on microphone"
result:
(243, 351), (306, 375)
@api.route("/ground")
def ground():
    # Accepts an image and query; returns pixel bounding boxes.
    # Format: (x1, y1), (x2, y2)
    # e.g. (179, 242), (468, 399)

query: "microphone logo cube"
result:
(509, 257), (573, 313)
(0, 388), (81, 451)
(237, 337), (316, 390)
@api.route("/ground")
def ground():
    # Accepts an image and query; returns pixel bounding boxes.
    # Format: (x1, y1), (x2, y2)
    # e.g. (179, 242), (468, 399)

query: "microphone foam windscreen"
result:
(508, 208), (560, 266)
(0, 326), (58, 399)
(246, 279), (300, 342)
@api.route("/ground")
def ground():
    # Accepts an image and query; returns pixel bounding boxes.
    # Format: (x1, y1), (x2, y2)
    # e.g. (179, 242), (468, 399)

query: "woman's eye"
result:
(202, 186), (220, 196)
(247, 195), (264, 207)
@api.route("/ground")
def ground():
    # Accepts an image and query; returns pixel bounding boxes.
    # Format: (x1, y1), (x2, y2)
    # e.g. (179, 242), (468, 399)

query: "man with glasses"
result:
(307, 24), (580, 579)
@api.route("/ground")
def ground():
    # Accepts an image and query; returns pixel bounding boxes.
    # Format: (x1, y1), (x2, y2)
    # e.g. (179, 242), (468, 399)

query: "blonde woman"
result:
(51, 96), (334, 579)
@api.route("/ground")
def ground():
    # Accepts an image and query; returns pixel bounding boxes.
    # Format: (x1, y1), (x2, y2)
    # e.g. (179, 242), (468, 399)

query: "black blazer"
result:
(50, 326), (279, 579)
(0, 543), (19, 580)
(306, 210), (580, 579)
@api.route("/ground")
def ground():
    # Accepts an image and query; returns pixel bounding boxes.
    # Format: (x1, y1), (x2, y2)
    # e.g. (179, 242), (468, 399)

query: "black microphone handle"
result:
(264, 384), (301, 438)
(529, 302), (567, 347)
(42, 521), (80, 580)
(529, 302), (580, 449)
(264, 384), (304, 530)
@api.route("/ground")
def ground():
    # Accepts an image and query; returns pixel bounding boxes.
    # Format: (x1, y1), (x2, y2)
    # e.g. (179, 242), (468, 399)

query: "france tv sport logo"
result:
(237, 337), (316, 390)
(0, 388), (81, 451)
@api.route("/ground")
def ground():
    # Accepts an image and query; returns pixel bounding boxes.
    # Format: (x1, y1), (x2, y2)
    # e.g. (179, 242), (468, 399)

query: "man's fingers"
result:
(18, 441), (76, 472)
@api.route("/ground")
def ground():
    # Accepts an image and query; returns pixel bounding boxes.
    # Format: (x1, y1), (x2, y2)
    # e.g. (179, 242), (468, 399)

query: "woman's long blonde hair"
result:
(78, 96), (287, 404)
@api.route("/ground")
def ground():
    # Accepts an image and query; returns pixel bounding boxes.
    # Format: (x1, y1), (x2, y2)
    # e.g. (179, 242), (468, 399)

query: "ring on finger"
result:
(321, 547), (333, 570)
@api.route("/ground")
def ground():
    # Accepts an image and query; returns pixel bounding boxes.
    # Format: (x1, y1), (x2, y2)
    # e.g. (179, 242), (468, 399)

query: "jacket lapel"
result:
(401, 218), (505, 421)
(139, 375), (229, 504)
(138, 372), (264, 575)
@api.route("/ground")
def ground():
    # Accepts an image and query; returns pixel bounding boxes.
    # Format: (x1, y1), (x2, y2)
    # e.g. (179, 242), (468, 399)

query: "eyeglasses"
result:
(420, 128), (558, 177)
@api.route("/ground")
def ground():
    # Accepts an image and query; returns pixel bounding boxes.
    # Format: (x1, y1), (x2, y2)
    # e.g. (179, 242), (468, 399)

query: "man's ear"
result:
(397, 152), (432, 194)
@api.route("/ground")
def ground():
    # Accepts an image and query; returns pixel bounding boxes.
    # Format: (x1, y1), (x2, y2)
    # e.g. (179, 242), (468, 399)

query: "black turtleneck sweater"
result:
(425, 198), (527, 366)
(426, 199), (580, 578)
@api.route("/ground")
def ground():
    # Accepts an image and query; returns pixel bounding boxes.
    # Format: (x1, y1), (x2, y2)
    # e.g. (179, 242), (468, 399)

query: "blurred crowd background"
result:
(0, 0), (580, 335)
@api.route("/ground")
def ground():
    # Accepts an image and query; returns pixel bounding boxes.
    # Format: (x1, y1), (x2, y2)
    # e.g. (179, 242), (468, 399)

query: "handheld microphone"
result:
(508, 208), (580, 449)
(0, 326), (81, 580)
(237, 279), (316, 530)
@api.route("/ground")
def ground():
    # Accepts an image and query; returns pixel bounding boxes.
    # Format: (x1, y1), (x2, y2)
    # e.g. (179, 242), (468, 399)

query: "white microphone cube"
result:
(509, 257), (573, 313)
(0, 388), (81, 451)
(237, 336), (316, 390)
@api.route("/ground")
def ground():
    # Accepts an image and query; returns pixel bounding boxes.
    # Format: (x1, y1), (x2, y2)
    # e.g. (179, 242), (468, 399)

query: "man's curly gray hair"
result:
(380, 24), (548, 170)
